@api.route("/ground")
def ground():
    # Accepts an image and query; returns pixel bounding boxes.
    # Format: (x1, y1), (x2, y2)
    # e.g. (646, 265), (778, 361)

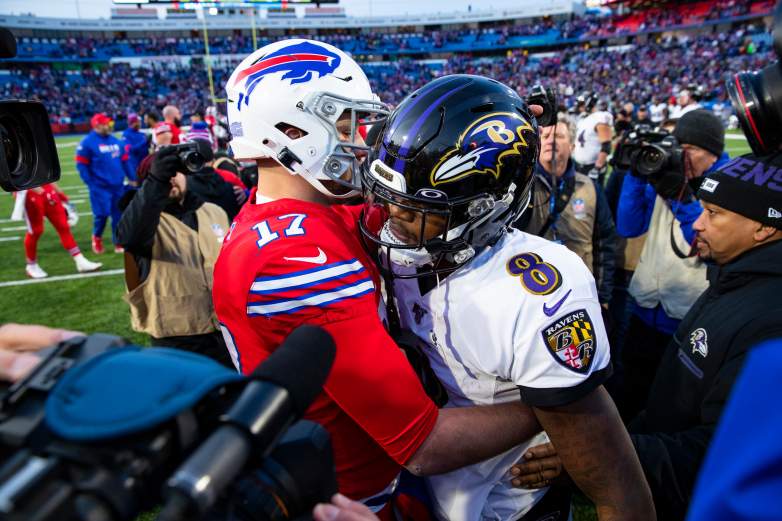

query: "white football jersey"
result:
(670, 102), (702, 120)
(573, 110), (613, 165)
(650, 103), (668, 124)
(391, 230), (611, 521)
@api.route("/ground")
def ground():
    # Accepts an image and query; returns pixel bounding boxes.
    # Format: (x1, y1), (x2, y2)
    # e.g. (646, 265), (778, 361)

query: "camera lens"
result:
(0, 117), (22, 176)
(637, 145), (667, 177)
(0, 113), (36, 188)
(184, 151), (205, 172)
(727, 61), (782, 155)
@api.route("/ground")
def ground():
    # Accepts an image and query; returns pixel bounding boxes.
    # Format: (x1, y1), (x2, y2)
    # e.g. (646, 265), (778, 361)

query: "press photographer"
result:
(117, 145), (232, 367)
(614, 109), (730, 420)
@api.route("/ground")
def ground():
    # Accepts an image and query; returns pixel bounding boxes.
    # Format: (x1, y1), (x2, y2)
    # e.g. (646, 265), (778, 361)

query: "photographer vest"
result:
(629, 196), (708, 319)
(527, 172), (598, 274)
(125, 202), (228, 338)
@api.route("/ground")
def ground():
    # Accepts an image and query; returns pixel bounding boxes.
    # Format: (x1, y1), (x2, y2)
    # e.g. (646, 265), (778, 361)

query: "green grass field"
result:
(0, 130), (753, 521)
(0, 133), (147, 345)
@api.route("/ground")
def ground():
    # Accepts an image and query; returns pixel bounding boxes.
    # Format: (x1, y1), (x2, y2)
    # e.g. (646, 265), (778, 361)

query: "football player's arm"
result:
(595, 123), (612, 169)
(406, 399), (540, 476)
(320, 311), (540, 477)
(534, 386), (655, 521)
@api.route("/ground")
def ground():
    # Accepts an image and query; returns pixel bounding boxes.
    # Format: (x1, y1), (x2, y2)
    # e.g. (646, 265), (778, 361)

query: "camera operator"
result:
(519, 113), (618, 309)
(615, 109), (730, 420)
(180, 135), (243, 220)
(116, 147), (232, 367)
(573, 92), (613, 184)
(511, 152), (782, 520)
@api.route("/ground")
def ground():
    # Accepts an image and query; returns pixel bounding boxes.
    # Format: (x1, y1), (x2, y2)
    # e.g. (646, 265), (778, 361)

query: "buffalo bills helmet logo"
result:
(232, 41), (341, 108)
(430, 112), (534, 186)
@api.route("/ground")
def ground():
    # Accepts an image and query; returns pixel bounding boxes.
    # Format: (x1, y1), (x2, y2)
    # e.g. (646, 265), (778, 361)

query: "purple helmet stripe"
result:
(392, 82), (471, 174)
(383, 77), (456, 146)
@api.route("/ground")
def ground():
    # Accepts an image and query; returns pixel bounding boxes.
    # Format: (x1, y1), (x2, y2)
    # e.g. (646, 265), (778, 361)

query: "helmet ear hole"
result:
(276, 123), (308, 140)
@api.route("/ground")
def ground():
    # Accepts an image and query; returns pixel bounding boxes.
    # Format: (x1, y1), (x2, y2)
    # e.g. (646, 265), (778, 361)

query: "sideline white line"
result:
(0, 236), (21, 242)
(69, 199), (87, 204)
(0, 226), (27, 232)
(56, 142), (78, 149)
(0, 213), (92, 224)
(0, 269), (124, 288)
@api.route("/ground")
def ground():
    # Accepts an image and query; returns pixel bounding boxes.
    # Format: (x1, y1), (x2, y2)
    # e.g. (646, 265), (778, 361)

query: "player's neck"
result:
(255, 167), (331, 206)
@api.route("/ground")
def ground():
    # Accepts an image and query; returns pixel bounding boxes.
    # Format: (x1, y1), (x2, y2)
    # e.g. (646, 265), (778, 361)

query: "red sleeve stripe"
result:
(75, 155), (90, 165)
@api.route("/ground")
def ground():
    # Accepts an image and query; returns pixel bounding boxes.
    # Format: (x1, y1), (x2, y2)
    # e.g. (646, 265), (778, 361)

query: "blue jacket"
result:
(122, 127), (149, 179)
(687, 338), (782, 521)
(75, 131), (134, 189)
(616, 153), (730, 334)
(616, 152), (730, 243)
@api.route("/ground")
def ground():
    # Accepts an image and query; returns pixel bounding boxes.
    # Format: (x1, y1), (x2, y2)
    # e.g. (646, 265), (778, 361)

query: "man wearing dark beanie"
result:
(625, 153), (782, 519)
(615, 109), (731, 421)
(510, 153), (782, 520)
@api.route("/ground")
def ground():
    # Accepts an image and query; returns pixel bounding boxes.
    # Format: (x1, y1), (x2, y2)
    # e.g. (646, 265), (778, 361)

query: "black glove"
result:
(649, 168), (693, 201)
(149, 146), (181, 183)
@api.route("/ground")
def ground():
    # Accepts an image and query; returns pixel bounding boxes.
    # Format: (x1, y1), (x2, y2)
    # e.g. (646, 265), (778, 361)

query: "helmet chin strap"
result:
(296, 165), (359, 200)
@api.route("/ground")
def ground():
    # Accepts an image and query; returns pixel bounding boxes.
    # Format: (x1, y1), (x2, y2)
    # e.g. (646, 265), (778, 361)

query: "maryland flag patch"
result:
(541, 309), (596, 374)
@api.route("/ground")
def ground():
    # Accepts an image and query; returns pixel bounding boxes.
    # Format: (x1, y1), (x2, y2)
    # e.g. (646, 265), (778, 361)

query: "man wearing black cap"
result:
(625, 152), (782, 519)
(616, 109), (730, 420)
(511, 152), (782, 520)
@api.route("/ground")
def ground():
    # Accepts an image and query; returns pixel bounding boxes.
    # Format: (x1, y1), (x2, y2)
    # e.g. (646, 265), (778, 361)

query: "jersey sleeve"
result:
(237, 226), (438, 465)
(511, 251), (612, 408)
(597, 112), (614, 128)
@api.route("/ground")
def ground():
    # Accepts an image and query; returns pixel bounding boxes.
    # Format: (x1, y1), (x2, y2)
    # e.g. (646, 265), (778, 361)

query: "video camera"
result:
(612, 125), (684, 178)
(0, 326), (338, 521)
(0, 28), (61, 193)
(726, 0), (782, 155)
(170, 142), (209, 174)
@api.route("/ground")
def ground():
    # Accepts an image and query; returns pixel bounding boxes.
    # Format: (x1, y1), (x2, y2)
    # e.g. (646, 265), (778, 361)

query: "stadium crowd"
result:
(0, 17), (773, 128)
(11, 0), (771, 61)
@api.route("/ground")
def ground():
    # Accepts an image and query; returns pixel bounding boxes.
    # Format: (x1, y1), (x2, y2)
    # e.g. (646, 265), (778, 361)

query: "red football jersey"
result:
(212, 198), (438, 503)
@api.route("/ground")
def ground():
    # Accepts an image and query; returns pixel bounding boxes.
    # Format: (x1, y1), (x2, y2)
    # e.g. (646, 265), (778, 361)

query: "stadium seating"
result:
(0, 0), (774, 131)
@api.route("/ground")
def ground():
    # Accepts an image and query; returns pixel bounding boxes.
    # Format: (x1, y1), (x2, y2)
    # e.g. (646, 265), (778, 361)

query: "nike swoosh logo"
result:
(284, 247), (328, 265)
(543, 289), (572, 317)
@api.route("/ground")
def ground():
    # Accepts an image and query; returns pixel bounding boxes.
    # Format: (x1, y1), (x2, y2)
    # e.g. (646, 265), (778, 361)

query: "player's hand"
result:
(233, 185), (248, 206)
(149, 146), (182, 182)
(313, 494), (380, 521)
(509, 442), (564, 489)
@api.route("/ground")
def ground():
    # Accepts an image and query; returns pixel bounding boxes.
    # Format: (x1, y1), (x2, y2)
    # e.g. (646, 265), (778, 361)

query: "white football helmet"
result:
(225, 39), (387, 199)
